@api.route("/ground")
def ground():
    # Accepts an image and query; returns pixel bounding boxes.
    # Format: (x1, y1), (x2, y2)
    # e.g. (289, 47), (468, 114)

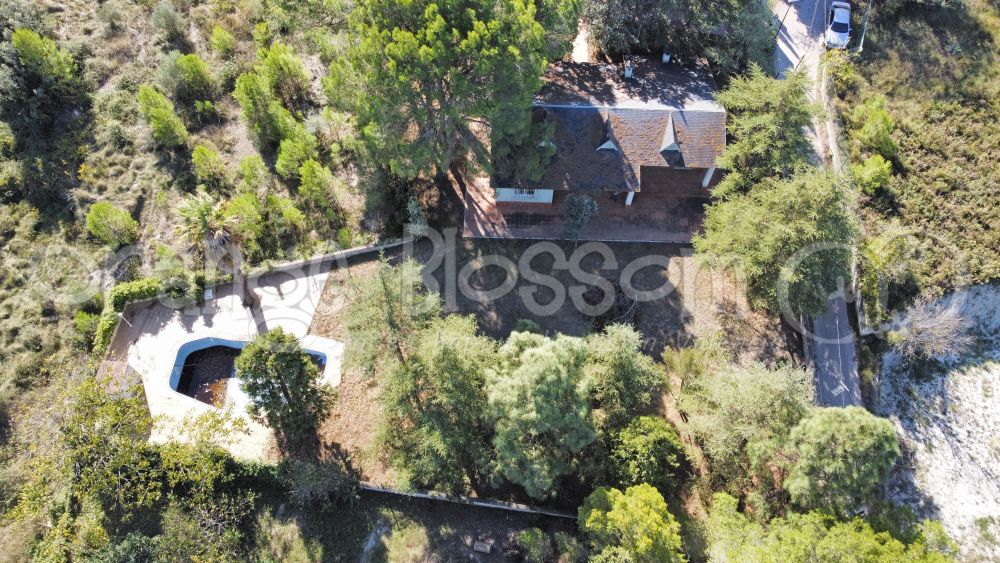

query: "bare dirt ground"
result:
(876, 284), (1000, 561)
(308, 237), (791, 485)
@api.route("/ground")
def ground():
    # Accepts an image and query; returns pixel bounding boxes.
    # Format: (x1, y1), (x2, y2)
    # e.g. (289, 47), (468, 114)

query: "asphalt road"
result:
(773, 0), (862, 407)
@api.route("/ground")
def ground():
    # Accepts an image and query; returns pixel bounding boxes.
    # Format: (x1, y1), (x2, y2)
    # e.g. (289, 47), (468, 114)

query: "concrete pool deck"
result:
(109, 266), (344, 460)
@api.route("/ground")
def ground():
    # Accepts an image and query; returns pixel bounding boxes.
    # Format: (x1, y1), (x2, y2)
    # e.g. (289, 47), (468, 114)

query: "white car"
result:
(826, 1), (852, 49)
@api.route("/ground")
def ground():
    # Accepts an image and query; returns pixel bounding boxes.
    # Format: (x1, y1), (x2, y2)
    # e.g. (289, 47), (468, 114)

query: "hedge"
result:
(91, 308), (120, 356)
(108, 278), (162, 312)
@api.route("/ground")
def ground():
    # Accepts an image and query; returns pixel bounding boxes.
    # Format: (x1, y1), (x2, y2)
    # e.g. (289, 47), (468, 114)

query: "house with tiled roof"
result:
(463, 57), (726, 243)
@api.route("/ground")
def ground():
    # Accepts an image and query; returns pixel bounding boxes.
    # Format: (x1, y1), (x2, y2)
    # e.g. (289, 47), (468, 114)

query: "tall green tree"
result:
(344, 257), (441, 377)
(379, 315), (499, 494)
(234, 328), (333, 443)
(706, 493), (956, 562)
(712, 65), (816, 198)
(331, 0), (548, 179)
(578, 484), (687, 562)
(582, 0), (773, 76)
(678, 361), (813, 490)
(586, 324), (663, 431)
(489, 333), (597, 499)
(610, 416), (685, 494)
(784, 407), (900, 515)
(693, 169), (860, 316)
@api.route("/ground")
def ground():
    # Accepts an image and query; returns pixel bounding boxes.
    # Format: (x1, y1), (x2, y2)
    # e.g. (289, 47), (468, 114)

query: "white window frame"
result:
(513, 188), (536, 201)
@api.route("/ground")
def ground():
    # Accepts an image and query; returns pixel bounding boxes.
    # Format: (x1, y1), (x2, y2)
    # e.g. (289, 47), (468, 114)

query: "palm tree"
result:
(176, 191), (258, 309)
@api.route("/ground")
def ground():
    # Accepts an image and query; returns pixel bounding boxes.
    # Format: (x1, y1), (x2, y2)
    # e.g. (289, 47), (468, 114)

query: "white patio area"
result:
(109, 264), (343, 460)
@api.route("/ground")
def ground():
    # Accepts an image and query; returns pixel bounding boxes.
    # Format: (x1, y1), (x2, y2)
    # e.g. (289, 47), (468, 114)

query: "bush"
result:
(92, 308), (119, 355)
(0, 160), (23, 202)
(137, 84), (188, 147)
(336, 226), (352, 248)
(85, 201), (139, 246)
(517, 528), (554, 562)
(852, 154), (892, 196)
(74, 310), (101, 349)
(238, 154), (271, 192)
(554, 532), (586, 562)
(851, 95), (897, 160)
(257, 42), (311, 106)
(11, 29), (76, 86)
(210, 25), (236, 56)
(0, 121), (14, 156)
(191, 143), (228, 189)
(151, 0), (186, 42)
(611, 416), (685, 494)
(157, 51), (214, 102)
(279, 459), (357, 511)
(274, 133), (317, 180)
(298, 159), (344, 228)
(514, 318), (542, 333)
(233, 72), (286, 146)
(108, 277), (162, 311)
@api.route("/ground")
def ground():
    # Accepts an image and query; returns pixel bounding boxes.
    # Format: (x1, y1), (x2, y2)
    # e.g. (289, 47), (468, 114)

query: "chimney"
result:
(624, 60), (634, 79)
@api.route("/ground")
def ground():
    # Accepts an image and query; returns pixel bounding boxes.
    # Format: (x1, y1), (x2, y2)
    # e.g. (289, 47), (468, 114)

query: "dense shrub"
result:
(91, 308), (120, 354)
(108, 277), (162, 311)
(279, 459), (357, 510)
(73, 310), (101, 349)
(137, 84), (188, 147)
(516, 528), (555, 562)
(150, 0), (185, 42)
(611, 416), (685, 494)
(11, 29), (76, 87)
(274, 132), (317, 180)
(238, 154), (272, 192)
(191, 143), (228, 189)
(210, 25), (235, 56)
(852, 154), (893, 196)
(233, 71), (300, 147)
(85, 201), (139, 246)
(256, 42), (311, 107)
(297, 159), (345, 229)
(850, 95), (897, 160)
(157, 51), (214, 102)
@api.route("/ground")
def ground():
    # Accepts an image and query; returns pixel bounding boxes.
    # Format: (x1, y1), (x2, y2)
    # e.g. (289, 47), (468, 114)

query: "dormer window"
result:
(597, 139), (619, 151)
(660, 114), (680, 153)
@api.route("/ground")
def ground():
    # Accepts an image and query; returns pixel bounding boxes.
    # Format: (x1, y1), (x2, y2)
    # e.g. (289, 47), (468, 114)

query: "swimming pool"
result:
(170, 337), (328, 407)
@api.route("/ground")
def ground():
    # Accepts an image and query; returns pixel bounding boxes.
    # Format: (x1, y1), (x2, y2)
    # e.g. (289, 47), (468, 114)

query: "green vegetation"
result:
(490, 333), (597, 499)
(784, 407), (901, 515)
(611, 416), (686, 494)
(582, 0), (774, 76)
(85, 201), (139, 247)
(157, 51), (215, 103)
(707, 493), (957, 562)
(0, 0), (975, 558)
(842, 1), (1000, 299)
(579, 484), (686, 562)
(330, 0), (549, 178)
(137, 84), (188, 147)
(711, 65), (815, 199)
(379, 315), (497, 494)
(235, 328), (334, 444)
(695, 169), (860, 316)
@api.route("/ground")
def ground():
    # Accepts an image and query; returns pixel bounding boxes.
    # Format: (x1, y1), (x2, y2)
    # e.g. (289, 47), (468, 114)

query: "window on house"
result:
(513, 188), (536, 200)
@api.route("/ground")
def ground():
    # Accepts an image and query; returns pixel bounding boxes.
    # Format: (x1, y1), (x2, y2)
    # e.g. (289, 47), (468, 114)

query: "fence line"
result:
(99, 237), (414, 367)
(359, 482), (577, 520)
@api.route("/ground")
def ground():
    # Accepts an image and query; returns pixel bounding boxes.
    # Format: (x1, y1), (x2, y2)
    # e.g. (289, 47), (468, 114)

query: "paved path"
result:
(773, 0), (861, 407)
